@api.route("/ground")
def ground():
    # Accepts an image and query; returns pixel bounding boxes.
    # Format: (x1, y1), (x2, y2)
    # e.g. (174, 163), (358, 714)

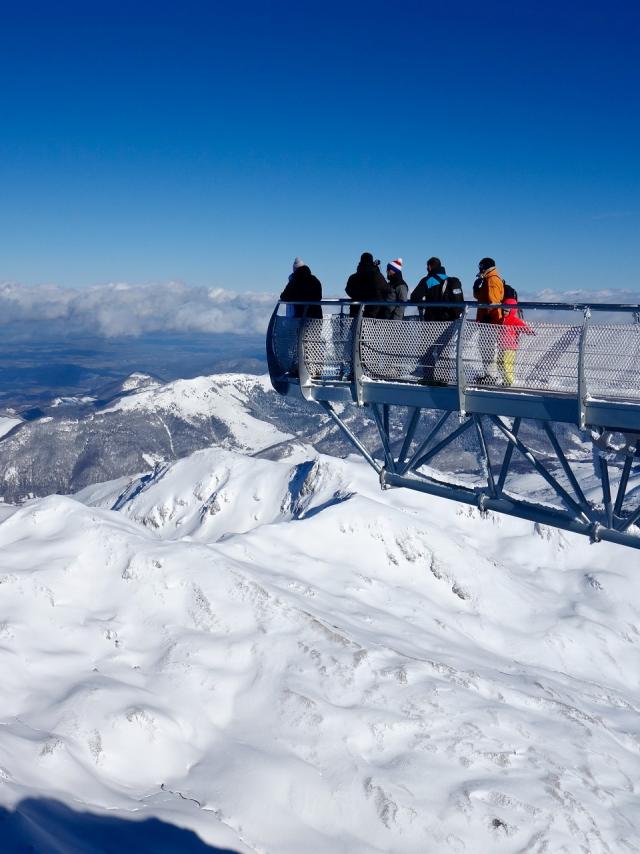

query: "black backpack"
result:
(432, 274), (464, 320)
(502, 280), (518, 301)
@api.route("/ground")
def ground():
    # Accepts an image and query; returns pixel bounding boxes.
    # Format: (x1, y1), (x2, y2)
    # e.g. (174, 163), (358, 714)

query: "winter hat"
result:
(293, 257), (304, 271)
(360, 252), (374, 264)
(479, 257), (496, 273)
(504, 298), (517, 306)
(387, 258), (403, 273)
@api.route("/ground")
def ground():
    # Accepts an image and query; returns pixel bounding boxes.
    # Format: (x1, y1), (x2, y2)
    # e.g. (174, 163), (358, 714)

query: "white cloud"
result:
(0, 281), (275, 338)
(531, 287), (640, 305)
(1, 281), (638, 340)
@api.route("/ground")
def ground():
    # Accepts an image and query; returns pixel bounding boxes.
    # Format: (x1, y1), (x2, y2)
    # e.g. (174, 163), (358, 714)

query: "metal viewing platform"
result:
(266, 299), (640, 549)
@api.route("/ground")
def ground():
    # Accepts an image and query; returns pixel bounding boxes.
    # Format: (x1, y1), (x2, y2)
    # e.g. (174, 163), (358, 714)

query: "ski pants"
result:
(498, 348), (516, 386)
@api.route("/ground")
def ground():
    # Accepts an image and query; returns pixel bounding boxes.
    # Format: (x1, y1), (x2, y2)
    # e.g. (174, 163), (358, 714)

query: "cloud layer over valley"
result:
(0, 281), (275, 338)
(2, 280), (639, 341)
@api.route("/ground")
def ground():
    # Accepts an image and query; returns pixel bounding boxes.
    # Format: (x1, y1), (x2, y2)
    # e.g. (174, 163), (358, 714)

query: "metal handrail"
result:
(275, 298), (640, 313)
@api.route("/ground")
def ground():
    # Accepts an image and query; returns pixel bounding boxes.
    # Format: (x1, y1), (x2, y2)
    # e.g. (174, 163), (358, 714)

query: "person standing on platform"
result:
(474, 257), (504, 323)
(411, 257), (464, 321)
(474, 257), (505, 383)
(280, 263), (322, 318)
(410, 257), (463, 384)
(498, 297), (534, 386)
(386, 258), (408, 319)
(346, 252), (391, 318)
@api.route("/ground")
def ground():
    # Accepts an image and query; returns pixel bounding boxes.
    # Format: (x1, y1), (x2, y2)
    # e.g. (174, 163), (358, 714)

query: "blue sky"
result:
(1, 0), (638, 296)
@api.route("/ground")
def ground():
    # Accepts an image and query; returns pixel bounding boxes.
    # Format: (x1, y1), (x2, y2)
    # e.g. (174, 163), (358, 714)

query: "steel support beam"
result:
(473, 415), (496, 497)
(383, 404), (390, 441)
(599, 457), (614, 528)
(318, 400), (382, 474)
(490, 416), (590, 523)
(383, 471), (640, 550)
(410, 417), (474, 474)
(397, 407), (422, 469)
(496, 417), (520, 495)
(618, 503), (640, 534)
(400, 410), (451, 475)
(542, 421), (591, 515)
(614, 450), (635, 518)
(370, 404), (395, 473)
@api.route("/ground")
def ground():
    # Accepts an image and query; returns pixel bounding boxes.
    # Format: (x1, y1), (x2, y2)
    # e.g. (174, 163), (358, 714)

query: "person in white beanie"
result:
(283, 258), (307, 316)
(386, 258), (408, 320)
(281, 262), (322, 318)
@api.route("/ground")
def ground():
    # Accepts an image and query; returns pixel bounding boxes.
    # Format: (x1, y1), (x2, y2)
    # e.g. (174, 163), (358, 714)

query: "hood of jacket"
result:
(357, 260), (379, 275)
(426, 268), (447, 288)
(481, 266), (499, 280)
(293, 265), (312, 279)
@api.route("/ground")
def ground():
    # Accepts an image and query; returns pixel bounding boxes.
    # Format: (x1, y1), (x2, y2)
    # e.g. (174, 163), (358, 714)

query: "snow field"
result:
(0, 448), (639, 851)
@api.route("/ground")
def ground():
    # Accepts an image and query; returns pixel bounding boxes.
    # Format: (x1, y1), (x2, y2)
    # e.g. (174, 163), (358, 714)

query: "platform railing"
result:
(267, 299), (640, 413)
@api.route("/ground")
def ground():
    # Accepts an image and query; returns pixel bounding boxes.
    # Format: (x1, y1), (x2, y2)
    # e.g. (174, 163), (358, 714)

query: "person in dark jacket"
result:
(346, 252), (391, 318)
(386, 258), (408, 319)
(280, 264), (322, 318)
(410, 257), (462, 321)
(410, 258), (461, 384)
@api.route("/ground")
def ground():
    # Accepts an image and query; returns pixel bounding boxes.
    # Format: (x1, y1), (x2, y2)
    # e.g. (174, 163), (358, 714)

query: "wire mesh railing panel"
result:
(271, 303), (640, 409)
(461, 321), (582, 392)
(301, 315), (355, 380)
(360, 318), (459, 384)
(271, 316), (301, 375)
(585, 324), (640, 400)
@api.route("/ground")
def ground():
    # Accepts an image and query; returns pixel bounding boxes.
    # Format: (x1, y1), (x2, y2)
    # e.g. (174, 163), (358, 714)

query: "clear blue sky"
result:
(1, 0), (638, 295)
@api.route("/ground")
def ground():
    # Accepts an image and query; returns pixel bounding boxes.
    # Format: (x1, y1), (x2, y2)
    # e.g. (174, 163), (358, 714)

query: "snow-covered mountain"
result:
(0, 371), (427, 502)
(1, 445), (639, 852)
(0, 370), (598, 507)
(0, 374), (295, 501)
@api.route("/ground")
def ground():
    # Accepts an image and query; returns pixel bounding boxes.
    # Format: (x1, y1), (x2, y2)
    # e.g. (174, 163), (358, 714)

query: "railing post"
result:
(297, 304), (312, 397)
(456, 305), (469, 418)
(577, 307), (591, 429)
(352, 303), (365, 406)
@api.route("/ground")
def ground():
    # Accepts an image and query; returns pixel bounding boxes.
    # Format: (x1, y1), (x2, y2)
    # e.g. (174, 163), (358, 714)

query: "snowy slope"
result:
(76, 447), (351, 542)
(1, 449), (640, 852)
(0, 416), (21, 439)
(98, 373), (292, 453)
(0, 373), (303, 501)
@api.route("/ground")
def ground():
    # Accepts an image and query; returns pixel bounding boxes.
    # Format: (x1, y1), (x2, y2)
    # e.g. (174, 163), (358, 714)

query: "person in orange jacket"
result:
(473, 257), (506, 383)
(498, 297), (535, 386)
(474, 257), (505, 323)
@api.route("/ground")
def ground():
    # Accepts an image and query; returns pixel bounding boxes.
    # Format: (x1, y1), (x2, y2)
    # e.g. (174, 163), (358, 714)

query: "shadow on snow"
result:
(0, 797), (239, 853)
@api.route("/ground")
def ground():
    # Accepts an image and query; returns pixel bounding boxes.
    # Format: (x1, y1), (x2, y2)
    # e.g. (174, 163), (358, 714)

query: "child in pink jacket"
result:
(498, 298), (534, 386)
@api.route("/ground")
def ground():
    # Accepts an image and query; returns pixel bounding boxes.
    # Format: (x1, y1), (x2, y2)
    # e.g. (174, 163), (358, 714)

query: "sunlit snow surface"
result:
(0, 417), (20, 439)
(1, 448), (640, 852)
